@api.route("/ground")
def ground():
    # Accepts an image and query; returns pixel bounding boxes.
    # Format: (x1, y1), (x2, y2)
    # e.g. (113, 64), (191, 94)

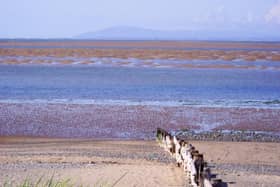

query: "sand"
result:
(1, 40), (280, 186)
(1, 48), (280, 62)
(0, 137), (185, 187)
(1, 48), (280, 70)
(0, 137), (280, 187)
(190, 141), (280, 187)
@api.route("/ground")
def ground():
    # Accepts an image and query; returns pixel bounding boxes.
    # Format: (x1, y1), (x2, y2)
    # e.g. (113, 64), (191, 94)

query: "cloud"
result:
(265, 0), (280, 24)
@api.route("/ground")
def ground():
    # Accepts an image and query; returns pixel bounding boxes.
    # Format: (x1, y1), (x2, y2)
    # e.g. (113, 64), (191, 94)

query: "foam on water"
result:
(1, 99), (280, 109)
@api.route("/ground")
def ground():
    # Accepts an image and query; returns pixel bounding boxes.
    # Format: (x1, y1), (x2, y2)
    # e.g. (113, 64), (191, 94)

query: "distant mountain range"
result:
(74, 26), (280, 41)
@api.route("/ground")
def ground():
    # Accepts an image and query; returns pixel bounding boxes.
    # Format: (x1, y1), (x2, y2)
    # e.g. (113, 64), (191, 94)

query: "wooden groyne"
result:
(156, 128), (225, 187)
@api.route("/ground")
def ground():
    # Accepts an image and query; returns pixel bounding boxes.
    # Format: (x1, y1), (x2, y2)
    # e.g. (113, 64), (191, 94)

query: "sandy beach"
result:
(1, 137), (280, 187)
(0, 40), (280, 186)
(0, 137), (185, 187)
(2, 0), (280, 185)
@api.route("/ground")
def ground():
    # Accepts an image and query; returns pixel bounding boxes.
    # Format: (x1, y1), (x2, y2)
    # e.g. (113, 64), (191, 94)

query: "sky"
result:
(0, 0), (280, 39)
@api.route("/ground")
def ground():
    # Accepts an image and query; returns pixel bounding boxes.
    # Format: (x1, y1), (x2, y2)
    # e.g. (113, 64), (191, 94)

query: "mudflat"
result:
(1, 40), (280, 70)
(1, 103), (280, 139)
(1, 48), (280, 68)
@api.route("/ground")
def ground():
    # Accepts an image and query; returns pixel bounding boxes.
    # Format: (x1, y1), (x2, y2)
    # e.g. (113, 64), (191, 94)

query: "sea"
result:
(0, 64), (280, 108)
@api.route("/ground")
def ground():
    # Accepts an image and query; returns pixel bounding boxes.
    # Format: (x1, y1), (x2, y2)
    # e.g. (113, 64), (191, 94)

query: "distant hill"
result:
(74, 26), (280, 41)
(75, 26), (192, 40)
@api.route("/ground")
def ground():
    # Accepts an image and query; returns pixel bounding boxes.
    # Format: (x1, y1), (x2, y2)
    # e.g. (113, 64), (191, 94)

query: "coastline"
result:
(1, 40), (280, 50)
(0, 40), (280, 186)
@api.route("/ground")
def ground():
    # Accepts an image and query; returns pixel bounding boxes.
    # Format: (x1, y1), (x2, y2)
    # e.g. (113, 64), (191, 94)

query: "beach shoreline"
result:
(1, 40), (280, 50)
(1, 40), (280, 186)
(1, 102), (280, 139)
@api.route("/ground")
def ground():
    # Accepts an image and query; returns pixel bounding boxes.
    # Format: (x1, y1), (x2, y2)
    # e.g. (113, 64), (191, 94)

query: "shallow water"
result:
(0, 65), (280, 107)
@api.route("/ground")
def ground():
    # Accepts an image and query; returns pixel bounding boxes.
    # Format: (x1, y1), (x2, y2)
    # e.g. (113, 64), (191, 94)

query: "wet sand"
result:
(1, 48), (280, 61)
(1, 137), (280, 187)
(1, 103), (280, 139)
(1, 41), (280, 70)
(1, 48), (280, 70)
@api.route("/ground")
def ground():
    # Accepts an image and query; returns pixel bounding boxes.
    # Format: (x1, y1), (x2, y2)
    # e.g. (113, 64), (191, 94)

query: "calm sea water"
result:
(0, 65), (280, 107)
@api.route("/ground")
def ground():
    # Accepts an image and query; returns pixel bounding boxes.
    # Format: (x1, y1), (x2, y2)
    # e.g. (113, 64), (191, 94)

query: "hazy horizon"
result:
(1, 0), (280, 40)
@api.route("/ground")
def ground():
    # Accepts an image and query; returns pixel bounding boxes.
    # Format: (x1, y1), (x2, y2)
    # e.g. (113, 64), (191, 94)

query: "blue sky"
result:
(0, 0), (280, 38)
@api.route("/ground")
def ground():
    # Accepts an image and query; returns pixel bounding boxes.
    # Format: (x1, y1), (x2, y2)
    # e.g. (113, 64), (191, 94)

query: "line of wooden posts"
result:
(156, 128), (225, 187)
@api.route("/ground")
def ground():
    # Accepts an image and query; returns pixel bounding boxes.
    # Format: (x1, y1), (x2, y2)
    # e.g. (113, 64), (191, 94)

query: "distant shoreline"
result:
(1, 40), (280, 50)
(1, 39), (280, 43)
